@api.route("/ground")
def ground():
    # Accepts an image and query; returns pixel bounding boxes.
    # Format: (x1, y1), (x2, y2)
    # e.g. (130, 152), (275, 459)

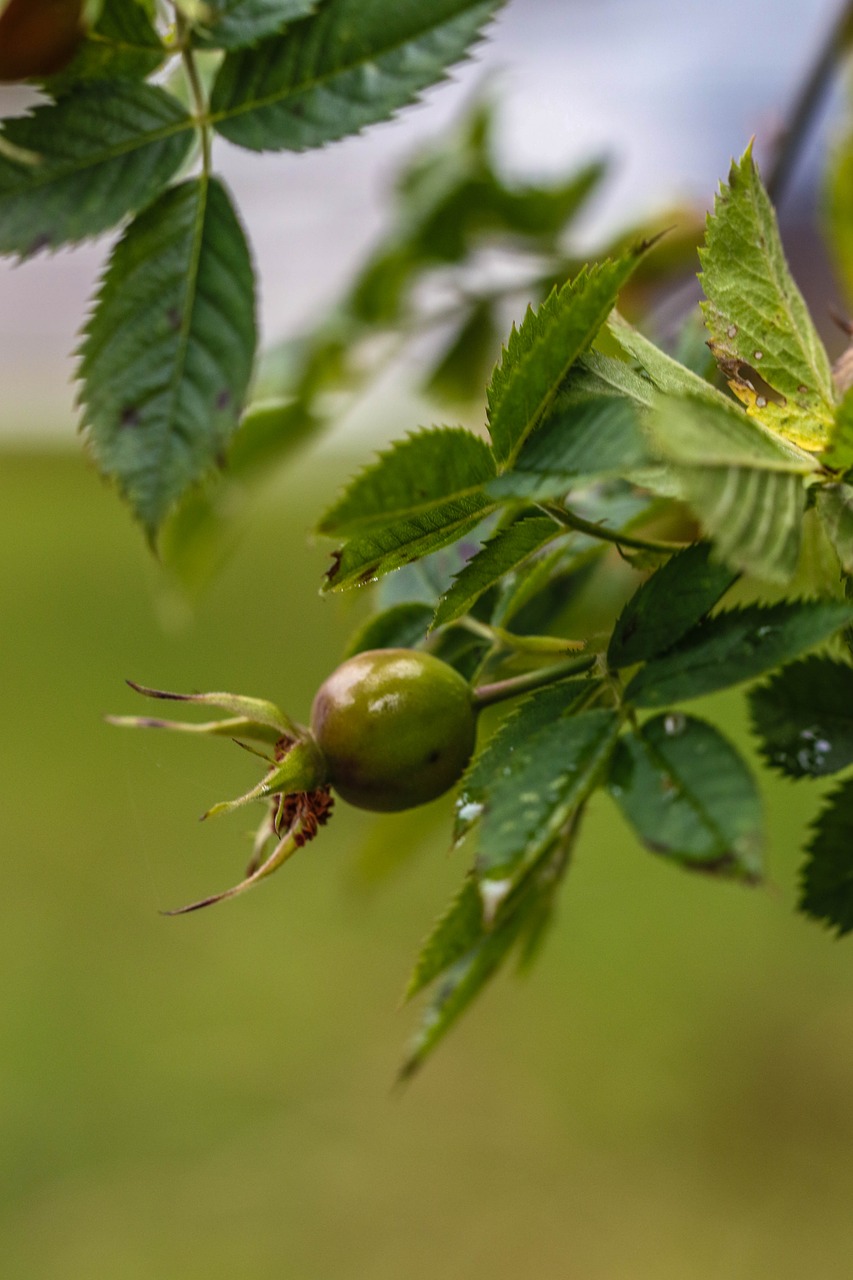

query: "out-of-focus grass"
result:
(2, 451), (853, 1280)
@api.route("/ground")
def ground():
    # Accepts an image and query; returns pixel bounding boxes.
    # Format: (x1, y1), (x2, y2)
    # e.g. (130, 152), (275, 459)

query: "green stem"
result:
(458, 615), (584, 656)
(540, 503), (686, 555)
(766, 0), (853, 205)
(176, 9), (212, 175)
(472, 654), (598, 710)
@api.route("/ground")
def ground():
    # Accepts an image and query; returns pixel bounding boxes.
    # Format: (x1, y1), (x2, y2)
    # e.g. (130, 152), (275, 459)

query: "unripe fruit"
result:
(310, 648), (476, 812)
(0, 0), (85, 81)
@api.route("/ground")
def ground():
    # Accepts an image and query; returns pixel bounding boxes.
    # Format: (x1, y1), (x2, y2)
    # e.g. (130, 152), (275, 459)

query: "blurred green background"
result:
(2, 444), (853, 1279)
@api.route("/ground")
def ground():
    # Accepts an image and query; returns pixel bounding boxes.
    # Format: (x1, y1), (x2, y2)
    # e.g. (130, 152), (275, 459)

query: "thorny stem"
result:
(765, 0), (853, 205)
(540, 502), (687, 555)
(472, 653), (598, 709)
(175, 9), (212, 175)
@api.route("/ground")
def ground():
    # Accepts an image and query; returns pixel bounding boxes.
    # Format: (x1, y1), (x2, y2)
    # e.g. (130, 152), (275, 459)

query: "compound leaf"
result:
(79, 177), (257, 541)
(625, 600), (853, 708)
(800, 780), (853, 935)
(0, 81), (194, 257)
(699, 144), (835, 451)
(487, 250), (647, 468)
(608, 542), (738, 668)
(609, 714), (763, 881)
(210, 0), (501, 152)
(749, 657), (853, 778)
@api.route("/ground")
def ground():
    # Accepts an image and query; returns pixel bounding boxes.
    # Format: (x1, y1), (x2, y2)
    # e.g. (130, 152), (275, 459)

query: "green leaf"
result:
(317, 428), (495, 536)
(487, 250), (647, 468)
(608, 542), (738, 669)
(454, 677), (597, 838)
(210, 0), (501, 152)
(0, 82), (194, 257)
(625, 600), (853, 708)
(432, 516), (559, 628)
(572, 349), (657, 409)
(344, 601), (434, 657)
(607, 310), (733, 408)
(323, 504), (498, 593)
(679, 467), (805, 585)
(473, 709), (619, 878)
(648, 394), (813, 583)
(800, 780), (853, 935)
(405, 877), (483, 1001)
(749, 657), (853, 778)
(816, 482), (853, 574)
(609, 714), (763, 881)
(699, 144), (835, 451)
(195, 0), (316, 50)
(488, 390), (653, 502)
(79, 177), (257, 540)
(649, 390), (816, 471)
(45, 0), (166, 89)
(399, 904), (528, 1080)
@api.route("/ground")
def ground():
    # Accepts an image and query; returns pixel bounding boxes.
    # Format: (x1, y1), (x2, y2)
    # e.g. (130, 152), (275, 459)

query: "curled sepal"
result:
(201, 734), (327, 820)
(105, 713), (282, 744)
(123, 679), (299, 738)
(163, 787), (334, 915)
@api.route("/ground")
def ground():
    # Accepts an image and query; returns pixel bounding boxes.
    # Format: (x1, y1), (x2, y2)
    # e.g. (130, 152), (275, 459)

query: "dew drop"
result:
(753, 350), (763, 361)
(456, 799), (483, 825)
(479, 878), (512, 926)
(755, 395), (767, 409)
(727, 324), (738, 338)
(663, 713), (686, 736)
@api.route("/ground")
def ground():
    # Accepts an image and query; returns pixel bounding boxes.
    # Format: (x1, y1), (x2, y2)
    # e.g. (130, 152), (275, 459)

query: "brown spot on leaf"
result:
(709, 345), (787, 406)
(325, 550), (343, 583)
(120, 407), (141, 428)
(167, 307), (182, 331)
(216, 388), (231, 411)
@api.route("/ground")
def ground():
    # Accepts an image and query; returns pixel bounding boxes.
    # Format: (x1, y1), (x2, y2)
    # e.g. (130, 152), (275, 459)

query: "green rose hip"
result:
(310, 648), (477, 812)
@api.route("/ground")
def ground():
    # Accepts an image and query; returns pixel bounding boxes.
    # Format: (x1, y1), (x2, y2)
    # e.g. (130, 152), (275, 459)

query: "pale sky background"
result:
(0, 0), (844, 438)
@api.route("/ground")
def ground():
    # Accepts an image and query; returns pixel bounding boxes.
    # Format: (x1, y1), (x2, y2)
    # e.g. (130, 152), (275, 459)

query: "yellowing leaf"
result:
(700, 144), (835, 452)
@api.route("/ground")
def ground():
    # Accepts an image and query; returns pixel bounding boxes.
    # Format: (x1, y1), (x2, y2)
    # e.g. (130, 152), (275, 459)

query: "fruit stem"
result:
(472, 653), (598, 709)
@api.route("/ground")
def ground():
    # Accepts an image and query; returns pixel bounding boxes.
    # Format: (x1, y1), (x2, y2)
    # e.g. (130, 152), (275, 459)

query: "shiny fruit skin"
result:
(310, 648), (476, 812)
(0, 0), (85, 81)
